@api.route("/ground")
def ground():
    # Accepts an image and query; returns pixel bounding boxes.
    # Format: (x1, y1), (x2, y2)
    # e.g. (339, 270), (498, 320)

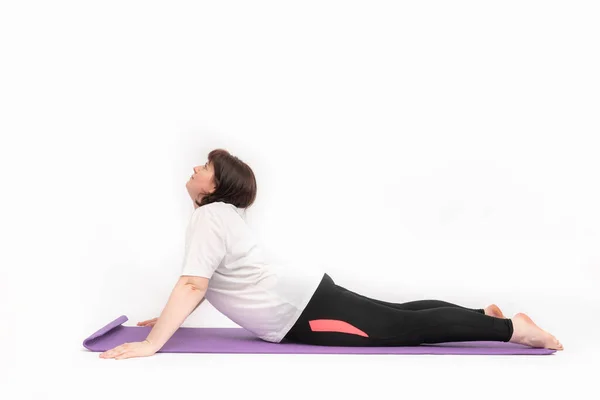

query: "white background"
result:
(1, 1), (598, 399)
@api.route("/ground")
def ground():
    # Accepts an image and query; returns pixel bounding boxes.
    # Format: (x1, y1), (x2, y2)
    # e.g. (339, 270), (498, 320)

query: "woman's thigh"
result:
(286, 275), (424, 346)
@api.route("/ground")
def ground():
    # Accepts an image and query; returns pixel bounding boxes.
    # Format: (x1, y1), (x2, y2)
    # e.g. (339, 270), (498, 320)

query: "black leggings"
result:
(284, 273), (514, 346)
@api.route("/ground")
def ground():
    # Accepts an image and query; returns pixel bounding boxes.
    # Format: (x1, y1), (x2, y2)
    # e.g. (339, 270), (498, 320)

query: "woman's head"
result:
(186, 148), (257, 209)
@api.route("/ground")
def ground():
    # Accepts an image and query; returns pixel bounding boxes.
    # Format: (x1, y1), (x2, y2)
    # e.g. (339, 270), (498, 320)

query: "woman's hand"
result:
(99, 340), (158, 360)
(137, 317), (159, 327)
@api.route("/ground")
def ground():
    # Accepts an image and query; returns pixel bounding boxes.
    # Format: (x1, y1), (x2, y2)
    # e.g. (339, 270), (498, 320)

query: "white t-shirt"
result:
(180, 201), (325, 343)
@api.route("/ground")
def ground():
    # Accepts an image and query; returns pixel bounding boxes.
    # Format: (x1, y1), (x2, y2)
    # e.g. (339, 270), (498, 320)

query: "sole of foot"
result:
(509, 312), (564, 350)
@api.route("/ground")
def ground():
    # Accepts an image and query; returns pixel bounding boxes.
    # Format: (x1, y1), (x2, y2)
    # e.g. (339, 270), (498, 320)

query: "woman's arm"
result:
(144, 276), (209, 351)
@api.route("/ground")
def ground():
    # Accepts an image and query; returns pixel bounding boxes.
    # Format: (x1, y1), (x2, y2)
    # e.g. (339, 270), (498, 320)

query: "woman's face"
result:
(186, 160), (216, 203)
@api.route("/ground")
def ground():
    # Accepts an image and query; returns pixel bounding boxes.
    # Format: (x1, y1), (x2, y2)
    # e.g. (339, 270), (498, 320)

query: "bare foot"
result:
(509, 312), (564, 350)
(484, 304), (506, 318)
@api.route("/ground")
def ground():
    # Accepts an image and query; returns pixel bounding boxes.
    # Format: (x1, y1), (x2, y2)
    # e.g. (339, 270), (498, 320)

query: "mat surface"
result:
(83, 315), (556, 355)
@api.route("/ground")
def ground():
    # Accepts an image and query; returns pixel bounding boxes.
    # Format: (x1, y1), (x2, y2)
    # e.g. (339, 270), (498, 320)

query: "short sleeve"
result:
(181, 207), (226, 279)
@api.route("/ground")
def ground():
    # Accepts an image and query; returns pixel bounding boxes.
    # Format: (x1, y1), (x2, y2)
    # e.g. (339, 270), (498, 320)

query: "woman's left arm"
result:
(100, 276), (208, 360)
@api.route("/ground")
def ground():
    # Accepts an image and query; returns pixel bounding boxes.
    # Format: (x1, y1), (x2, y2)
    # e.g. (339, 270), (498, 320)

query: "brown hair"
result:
(195, 148), (257, 209)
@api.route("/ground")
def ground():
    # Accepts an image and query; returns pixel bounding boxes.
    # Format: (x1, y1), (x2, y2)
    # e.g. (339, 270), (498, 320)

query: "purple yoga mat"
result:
(83, 315), (556, 355)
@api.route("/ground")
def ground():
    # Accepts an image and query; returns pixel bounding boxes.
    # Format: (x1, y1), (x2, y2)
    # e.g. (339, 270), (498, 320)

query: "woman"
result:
(100, 149), (563, 360)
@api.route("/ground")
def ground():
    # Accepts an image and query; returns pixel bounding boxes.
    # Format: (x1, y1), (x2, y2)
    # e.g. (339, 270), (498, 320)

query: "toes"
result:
(549, 336), (564, 350)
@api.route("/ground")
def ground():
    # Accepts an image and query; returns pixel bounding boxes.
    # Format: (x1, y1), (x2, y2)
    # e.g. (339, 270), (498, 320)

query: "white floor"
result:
(2, 322), (598, 400)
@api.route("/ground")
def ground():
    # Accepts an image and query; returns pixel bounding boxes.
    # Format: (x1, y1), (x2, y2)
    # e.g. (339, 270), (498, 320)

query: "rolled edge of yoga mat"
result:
(83, 315), (129, 350)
